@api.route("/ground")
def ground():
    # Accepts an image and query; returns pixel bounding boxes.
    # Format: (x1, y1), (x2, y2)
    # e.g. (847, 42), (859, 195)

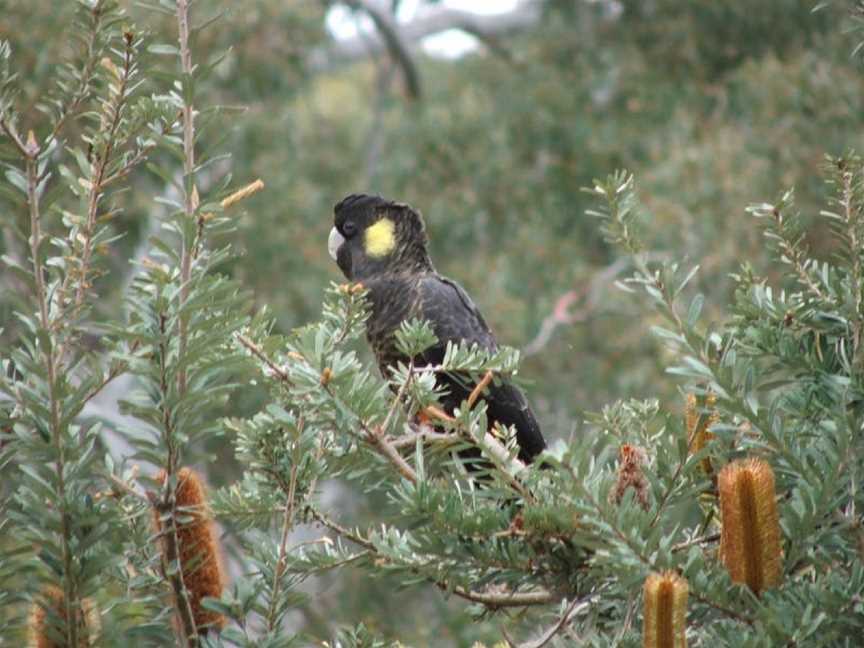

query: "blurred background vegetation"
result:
(1, 0), (860, 642)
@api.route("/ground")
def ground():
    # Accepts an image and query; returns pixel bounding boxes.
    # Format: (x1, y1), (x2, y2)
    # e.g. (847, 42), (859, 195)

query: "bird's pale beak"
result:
(328, 227), (345, 261)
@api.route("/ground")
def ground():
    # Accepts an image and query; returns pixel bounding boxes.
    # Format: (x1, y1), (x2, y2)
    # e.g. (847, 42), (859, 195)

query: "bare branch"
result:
(467, 370), (494, 408)
(672, 532), (721, 553)
(308, 507), (556, 608)
(176, 0), (197, 398)
(517, 596), (591, 648)
(523, 257), (629, 357)
(107, 472), (150, 505)
(235, 333), (291, 383)
(364, 57), (396, 181)
(266, 462), (299, 630)
(344, 0), (421, 99)
(70, 34), (135, 313)
(422, 404), (530, 495)
(365, 423), (419, 483)
(0, 115), (29, 157)
(310, 1), (542, 71)
(40, 1), (108, 160)
(454, 585), (556, 608)
(386, 425), (459, 449)
(24, 126), (82, 648)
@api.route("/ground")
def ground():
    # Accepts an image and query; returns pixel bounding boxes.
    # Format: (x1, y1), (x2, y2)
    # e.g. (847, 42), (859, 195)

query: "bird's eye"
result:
(341, 221), (357, 238)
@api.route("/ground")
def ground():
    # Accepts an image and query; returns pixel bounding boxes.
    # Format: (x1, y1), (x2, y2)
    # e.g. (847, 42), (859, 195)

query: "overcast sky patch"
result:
(327, 0), (520, 59)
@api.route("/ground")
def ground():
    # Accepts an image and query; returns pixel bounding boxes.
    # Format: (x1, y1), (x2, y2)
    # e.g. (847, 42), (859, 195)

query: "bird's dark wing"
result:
(417, 275), (546, 463)
(417, 275), (497, 353)
(483, 381), (547, 463)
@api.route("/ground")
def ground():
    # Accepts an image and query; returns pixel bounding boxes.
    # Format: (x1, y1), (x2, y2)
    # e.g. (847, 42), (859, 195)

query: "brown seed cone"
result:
(154, 467), (226, 633)
(643, 571), (688, 648)
(610, 443), (650, 511)
(28, 585), (100, 648)
(685, 392), (718, 475)
(718, 458), (783, 594)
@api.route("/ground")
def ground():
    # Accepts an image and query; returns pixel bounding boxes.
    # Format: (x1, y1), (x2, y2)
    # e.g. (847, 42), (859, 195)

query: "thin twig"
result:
(0, 116), (29, 156)
(523, 258), (628, 356)
(363, 57), (395, 181)
(82, 360), (129, 407)
(380, 358), (414, 435)
(365, 423), (419, 484)
(156, 500), (202, 647)
(21, 127), (83, 647)
(154, 312), (199, 647)
(308, 507), (556, 608)
(453, 586), (555, 608)
(648, 435), (696, 530)
(422, 404), (531, 500)
(839, 164), (864, 371)
(517, 596), (590, 648)
(307, 507), (376, 551)
(71, 34), (134, 312)
(107, 472), (150, 505)
(100, 141), (158, 187)
(467, 370), (494, 408)
(154, 6), (201, 640)
(176, 0), (196, 397)
(235, 333), (291, 383)
(39, 1), (107, 166)
(265, 463), (299, 630)
(612, 595), (637, 645)
(672, 532), (720, 553)
(345, 0), (421, 99)
(265, 419), (325, 630)
(386, 426), (460, 449)
(689, 590), (755, 626)
(422, 404), (454, 422)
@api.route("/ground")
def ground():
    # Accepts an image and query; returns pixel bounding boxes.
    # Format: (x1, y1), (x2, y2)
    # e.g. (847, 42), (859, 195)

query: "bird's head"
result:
(328, 193), (433, 280)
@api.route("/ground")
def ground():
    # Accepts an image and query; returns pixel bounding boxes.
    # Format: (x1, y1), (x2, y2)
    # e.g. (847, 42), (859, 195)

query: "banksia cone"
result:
(154, 467), (226, 633)
(718, 458), (783, 594)
(685, 392), (718, 475)
(610, 443), (650, 511)
(643, 571), (688, 648)
(28, 585), (100, 648)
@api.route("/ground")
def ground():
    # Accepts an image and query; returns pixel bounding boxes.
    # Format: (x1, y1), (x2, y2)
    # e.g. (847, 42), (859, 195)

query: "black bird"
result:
(328, 193), (546, 464)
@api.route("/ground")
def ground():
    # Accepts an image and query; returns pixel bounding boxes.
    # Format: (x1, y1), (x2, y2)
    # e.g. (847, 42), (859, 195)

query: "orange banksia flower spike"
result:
(154, 467), (227, 634)
(28, 585), (100, 648)
(202, 179), (265, 221)
(718, 458), (783, 595)
(219, 178), (264, 209)
(643, 571), (688, 648)
(685, 392), (718, 476)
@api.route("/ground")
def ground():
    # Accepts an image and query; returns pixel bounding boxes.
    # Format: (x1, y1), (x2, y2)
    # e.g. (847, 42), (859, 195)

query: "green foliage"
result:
(211, 162), (862, 645)
(0, 2), (162, 644)
(0, 0), (254, 644)
(1, 1), (864, 646)
(581, 167), (864, 644)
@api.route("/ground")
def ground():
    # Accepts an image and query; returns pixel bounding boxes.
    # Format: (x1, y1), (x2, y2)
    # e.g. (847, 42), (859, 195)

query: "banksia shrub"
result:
(643, 571), (688, 648)
(718, 458), (783, 595)
(28, 586), (100, 648)
(154, 468), (226, 634)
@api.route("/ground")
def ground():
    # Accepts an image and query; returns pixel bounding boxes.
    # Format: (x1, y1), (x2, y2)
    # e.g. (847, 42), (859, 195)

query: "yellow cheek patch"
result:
(364, 217), (396, 258)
